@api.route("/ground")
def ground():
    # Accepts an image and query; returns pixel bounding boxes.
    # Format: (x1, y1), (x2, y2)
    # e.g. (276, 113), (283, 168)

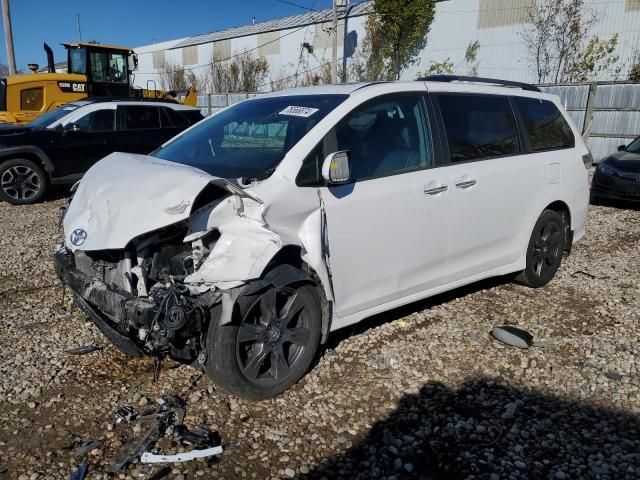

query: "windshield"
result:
(152, 94), (348, 181)
(625, 136), (640, 154)
(28, 105), (80, 128)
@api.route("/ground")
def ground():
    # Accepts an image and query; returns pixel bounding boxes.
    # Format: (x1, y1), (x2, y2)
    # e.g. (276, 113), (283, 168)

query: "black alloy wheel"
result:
(0, 159), (48, 205)
(206, 283), (321, 400)
(515, 209), (567, 288)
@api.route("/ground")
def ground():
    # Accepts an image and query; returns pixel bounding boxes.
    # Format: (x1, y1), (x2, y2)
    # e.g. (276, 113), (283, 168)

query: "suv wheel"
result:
(515, 209), (567, 288)
(0, 159), (48, 205)
(206, 284), (322, 400)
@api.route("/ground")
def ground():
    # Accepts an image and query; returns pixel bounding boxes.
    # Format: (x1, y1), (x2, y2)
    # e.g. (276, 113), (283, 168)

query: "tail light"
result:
(582, 152), (593, 169)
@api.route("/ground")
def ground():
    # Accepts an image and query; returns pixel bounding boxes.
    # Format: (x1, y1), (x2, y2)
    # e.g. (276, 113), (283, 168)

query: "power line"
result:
(274, 0), (317, 11)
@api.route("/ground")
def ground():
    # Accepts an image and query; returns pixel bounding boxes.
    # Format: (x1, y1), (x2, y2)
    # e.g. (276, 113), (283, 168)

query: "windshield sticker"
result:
(279, 106), (319, 118)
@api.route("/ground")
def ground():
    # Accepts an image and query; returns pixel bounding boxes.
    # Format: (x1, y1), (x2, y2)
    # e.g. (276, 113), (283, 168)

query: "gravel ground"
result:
(0, 195), (638, 480)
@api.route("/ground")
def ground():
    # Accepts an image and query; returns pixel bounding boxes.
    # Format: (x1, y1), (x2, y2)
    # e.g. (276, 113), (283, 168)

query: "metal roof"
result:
(173, 0), (373, 49)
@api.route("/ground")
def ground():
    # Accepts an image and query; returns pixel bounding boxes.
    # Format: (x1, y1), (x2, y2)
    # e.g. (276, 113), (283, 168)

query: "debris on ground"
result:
(141, 445), (224, 464)
(66, 344), (102, 355)
(108, 395), (221, 472)
(73, 440), (102, 459)
(69, 462), (88, 480)
(115, 404), (136, 424)
(491, 325), (534, 348)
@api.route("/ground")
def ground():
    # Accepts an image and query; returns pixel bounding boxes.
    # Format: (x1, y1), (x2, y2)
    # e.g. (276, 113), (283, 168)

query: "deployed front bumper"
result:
(53, 248), (157, 357)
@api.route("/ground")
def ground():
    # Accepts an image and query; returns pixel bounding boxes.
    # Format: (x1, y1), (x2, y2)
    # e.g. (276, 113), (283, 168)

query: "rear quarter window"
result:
(436, 94), (520, 162)
(513, 97), (574, 151)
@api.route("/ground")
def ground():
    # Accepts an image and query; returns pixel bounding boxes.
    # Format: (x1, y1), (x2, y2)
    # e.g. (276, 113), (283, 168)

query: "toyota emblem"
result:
(70, 228), (88, 246)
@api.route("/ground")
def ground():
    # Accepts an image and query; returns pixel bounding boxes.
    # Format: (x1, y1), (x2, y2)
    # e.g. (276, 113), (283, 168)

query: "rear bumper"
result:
(53, 248), (157, 357)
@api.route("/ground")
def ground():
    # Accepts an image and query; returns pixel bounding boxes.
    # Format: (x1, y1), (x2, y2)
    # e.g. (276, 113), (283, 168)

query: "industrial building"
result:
(132, 0), (640, 91)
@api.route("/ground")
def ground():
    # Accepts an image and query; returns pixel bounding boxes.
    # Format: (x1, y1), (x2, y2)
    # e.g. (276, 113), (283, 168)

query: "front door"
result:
(46, 106), (117, 178)
(319, 94), (452, 319)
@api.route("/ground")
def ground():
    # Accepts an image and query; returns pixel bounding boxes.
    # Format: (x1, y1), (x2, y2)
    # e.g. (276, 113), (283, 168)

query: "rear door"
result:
(116, 105), (163, 154)
(316, 94), (453, 318)
(433, 93), (537, 283)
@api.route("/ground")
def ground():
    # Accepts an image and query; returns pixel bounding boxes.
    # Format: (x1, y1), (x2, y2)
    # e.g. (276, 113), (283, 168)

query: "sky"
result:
(0, 0), (335, 70)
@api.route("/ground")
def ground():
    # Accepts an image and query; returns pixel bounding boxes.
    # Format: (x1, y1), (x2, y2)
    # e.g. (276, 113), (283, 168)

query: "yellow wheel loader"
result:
(0, 43), (197, 124)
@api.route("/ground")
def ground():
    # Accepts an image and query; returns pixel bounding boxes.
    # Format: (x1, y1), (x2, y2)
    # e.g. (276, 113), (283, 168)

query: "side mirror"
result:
(617, 144), (626, 152)
(63, 123), (80, 134)
(321, 151), (352, 185)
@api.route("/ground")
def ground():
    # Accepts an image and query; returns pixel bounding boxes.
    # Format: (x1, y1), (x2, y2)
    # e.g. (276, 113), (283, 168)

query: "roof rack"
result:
(418, 75), (541, 93)
(82, 96), (179, 104)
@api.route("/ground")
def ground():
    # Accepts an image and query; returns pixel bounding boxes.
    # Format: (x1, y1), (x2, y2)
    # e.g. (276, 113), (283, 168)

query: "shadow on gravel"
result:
(302, 380), (640, 480)
(323, 275), (513, 352)
(590, 197), (640, 211)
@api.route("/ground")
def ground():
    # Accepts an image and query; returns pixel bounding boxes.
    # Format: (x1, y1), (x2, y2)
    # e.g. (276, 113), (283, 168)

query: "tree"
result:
(205, 50), (269, 93)
(521, 0), (620, 83)
(629, 50), (640, 83)
(158, 62), (200, 92)
(0, 64), (8, 76)
(418, 58), (454, 76)
(464, 40), (480, 77)
(366, 0), (437, 80)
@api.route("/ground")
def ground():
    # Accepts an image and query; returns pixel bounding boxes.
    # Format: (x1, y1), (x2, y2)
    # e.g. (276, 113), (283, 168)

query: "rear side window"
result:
(437, 94), (519, 162)
(513, 97), (574, 151)
(122, 106), (160, 129)
(160, 107), (189, 127)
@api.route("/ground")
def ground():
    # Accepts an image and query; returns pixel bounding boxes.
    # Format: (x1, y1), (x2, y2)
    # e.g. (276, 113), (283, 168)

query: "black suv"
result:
(0, 99), (204, 204)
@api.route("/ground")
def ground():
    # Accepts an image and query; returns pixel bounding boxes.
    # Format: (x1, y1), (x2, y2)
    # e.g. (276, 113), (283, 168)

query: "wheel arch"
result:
(542, 200), (572, 253)
(0, 146), (55, 175)
(241, 245), (334, 345)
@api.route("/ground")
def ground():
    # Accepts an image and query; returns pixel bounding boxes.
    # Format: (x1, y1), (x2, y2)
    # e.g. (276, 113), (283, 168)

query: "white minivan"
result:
(55, 77), (591, 399)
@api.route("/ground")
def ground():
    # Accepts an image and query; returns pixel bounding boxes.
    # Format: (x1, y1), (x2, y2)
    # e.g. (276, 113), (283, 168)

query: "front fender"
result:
(0, 145), (55, 173)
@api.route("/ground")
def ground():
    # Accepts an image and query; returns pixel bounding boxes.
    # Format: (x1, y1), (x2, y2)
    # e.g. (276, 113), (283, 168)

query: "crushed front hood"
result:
(63, 152), (245, 251)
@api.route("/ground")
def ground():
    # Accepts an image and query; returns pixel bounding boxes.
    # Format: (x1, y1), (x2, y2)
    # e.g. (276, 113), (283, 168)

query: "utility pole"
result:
(331, 0), (338, 84)
(1, 0), (17, 75)
(76, 14), (82, 43)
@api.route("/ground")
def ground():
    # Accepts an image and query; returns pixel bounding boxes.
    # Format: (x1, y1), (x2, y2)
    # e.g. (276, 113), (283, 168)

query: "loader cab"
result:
(64, 43), (133, 97)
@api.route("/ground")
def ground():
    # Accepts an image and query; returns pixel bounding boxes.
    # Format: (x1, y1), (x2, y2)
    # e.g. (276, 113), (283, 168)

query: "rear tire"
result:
(515, 210), (567, 288)
(0, 158), (48, 205)
(206, 283), (322, 401)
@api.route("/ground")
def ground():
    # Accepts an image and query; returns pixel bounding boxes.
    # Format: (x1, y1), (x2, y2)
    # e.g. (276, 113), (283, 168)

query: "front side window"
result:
(152, 94), (348, 181)
(514, 97), (574, 151)
(90, 51), (128, 83)
(69, 48), (87, 74)
(20, 88), (44, 111)
(74, 109), (115, 132)
(336, 96), (431, 181)
(437, 94), (520, 162)
(122, 106), (160, 129)
(160, 107), (189, 127)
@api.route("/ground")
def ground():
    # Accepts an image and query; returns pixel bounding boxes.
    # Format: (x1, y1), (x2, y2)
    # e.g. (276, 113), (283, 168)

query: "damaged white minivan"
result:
(55, 77), (590, 400)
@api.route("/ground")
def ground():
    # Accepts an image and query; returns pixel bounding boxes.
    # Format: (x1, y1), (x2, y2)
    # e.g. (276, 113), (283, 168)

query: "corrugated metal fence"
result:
(198, 83), (640, 162)
(539, 82), (640, 161)
(196, 93), (262, 117)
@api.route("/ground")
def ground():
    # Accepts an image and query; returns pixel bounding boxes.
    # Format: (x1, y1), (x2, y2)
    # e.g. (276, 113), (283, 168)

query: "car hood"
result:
(0, 124), (32, 136)
(63, 152), (259, 252)
(602, 151), (640, 172)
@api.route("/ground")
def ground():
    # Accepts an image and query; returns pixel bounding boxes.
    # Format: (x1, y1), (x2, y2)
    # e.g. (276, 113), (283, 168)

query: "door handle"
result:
(455, 179), (477, 189)
(424, 184), (448, 195)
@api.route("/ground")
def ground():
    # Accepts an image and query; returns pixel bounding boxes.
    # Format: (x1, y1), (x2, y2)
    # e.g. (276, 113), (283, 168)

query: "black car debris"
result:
(0, 98), (203, 205)
(591, 136), (640, 204)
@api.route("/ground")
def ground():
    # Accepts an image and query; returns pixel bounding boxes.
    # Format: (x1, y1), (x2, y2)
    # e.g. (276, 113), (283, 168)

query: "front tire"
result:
(206, 284), (322, 400)
(515, 210), (567, 288)
(0, 158), (48, 205)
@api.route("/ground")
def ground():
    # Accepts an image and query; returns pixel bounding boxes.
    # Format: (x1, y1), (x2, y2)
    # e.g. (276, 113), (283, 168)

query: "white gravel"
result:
(0, 197), (638, 479)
